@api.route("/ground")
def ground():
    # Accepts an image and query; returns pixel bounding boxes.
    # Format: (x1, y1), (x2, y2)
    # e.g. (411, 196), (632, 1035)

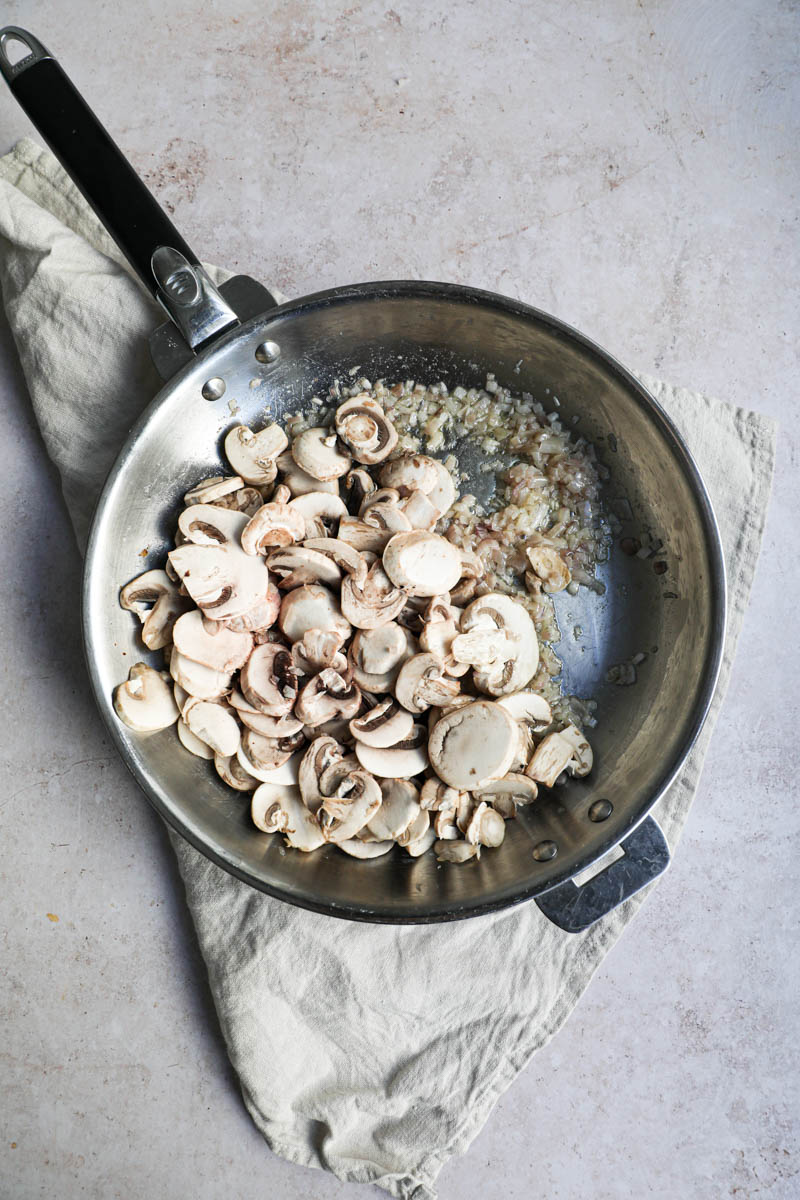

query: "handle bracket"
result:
(535, 816), (670, 933)
(0, 27), (50, 82)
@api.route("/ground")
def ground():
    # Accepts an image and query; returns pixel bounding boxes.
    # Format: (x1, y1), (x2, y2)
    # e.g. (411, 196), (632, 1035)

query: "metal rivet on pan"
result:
(255, 340), (280, 363)
(201, 377), (226, 401)
(533, 840), (558, 862)
(588, 799), (613, 822)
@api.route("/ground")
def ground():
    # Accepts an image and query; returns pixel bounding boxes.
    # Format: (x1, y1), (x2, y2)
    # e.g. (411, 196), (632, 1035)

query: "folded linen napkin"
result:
(0, 138), (776, 1199)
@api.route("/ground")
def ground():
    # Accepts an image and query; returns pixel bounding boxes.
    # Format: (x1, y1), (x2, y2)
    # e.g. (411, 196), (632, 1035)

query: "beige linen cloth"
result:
(0, 139), (776, 1199)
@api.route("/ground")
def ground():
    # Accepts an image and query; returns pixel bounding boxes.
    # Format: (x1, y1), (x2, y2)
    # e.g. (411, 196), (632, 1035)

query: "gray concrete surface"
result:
(1, 1), (797, 1197)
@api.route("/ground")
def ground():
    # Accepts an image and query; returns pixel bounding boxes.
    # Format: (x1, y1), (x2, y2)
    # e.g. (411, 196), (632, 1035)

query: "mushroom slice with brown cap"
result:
(177, 503), (248, 547)
(378, 454), (439, 497)
(496, 690), (552, 731)
(473, 773), (538, 817)
(294, 669), (361, 725)
(168, 540), (269, 622)
(559, 723), (593, 777)
(251, 783), (326, 850)
(464, 801), (506, 848)
(525, 730), (574, 788)
(287, 492), (348, 539)
(362, 500), (411, 537)
(394, 652), (461, 714)
(238, 729), (302, 778)
(120, 569), (191, 651)
(319, 769), (382, 843)
(338, 838), (394, 859)
(301, 538), (367, 580)
(341, 562), (407, 629)
(449, 548), (486, 606)
(354, 723), (428, 778)
(366, 779), (420, 840)
(291, 427), (352, 481)
(359, 487), (401, 516)
(184, 475), (245, 505)
(172, 610), (253, 673)
(348, 623), (416, 692)
(237, 706), (304, 738)
(209, 486), (263, 517)
(383, 531), (462, 598)
(267, 545), (343, 590)
(240, 643), (297, 715)
(214, 751), (259, 791)
(418, 597), (469, 678)
(169, 649), (232, 701)
(298, 736), (346, 813)
(224, 423), (288, 486)
(276, 451), (339, 497)
(434, 840), (480, 863)
(213, 584), (281, 634)
(525, 545), (572, 594)
(349, 698), (414, 748)
(279, 584), (352, 644)
(458, 592), (539, 696)
(182, 699), (241, 757)
(335, 394), (398, 465)
(241, 501), (306, 554)
(428, 700), (518, 789)
(114, 663), (180, 732)
(344, 467), (375, 510)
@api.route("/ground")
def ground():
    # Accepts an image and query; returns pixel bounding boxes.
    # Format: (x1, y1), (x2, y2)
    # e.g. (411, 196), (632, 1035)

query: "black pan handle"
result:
(0, 26), (238, 351)
(535, 816), (670, 933)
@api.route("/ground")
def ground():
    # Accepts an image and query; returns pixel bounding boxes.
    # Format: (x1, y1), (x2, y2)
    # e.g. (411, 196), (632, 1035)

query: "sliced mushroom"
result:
(241, 501), (306, 554)
(525, 545), (571, 594)
(559, 723), (593, 776)
(344, 467), (376, 509)
(404, 826), (437, 857)
(169, 537), (269, 621)
(291, 427), (352, 481)
(496, 690), (552, 731)
(214, 751), (259, 791)
(428, 700), (518, 789)
(266, 545), (343, 590)
(301, 537), (367, 579)
(120, 569), (190, 650)
(434, 839), (480, 863)
(319, 769), (382, 843)
(399, 488), (440, 530)
(172, 609), (253, 673)
(291, 629), (348, 676)
(252, 783), (325, 850)
(418, 597), (469, 678)
(335, 515), (394, 554)
(183, 699), (241, 757)
(279, 584), (352, 644)
(341, 562), (407, 629)
(366, 779), (420, 840)
(348, 623), (416, 692)
(382, 531), (462, 598)
(114, 663), (179, 732)
(525, 730), (574, 787)
(378, 454), (439, 497)
(362, 500), (411, 537)
(240, 643), (297, 715)
(224, 423), (288, 486)
(176, 502), (248, 547)
(338, 838), (394, 858)
(335, 395), (398, 465)
(169, 648), (232, 700)
(209, 485), (263, 517)
(237, 707), (304, 738)
(354, 723), (428, 778)
(349, 698), (414, 747)
(426, 458), (457, 517)
(298, 736), (346, 813)
(458, 592), (539, 696)
(294, 669), (361, 725)
(464, 801), (506, 847)
(288, 491), (348, 539)
(276, 450), (339, 496)
(450, 626), (509, 668)
(394, 652), (461, 714)
(184, 475), (245, 505)
(420, 778), (465, 811)
(395, 806), (430, 848)
(433, 807), (459, 840)
(473, 773), (538, 816)
(207, 585), (281, 635)
(238, 738), (304, 785)
(449, 548), (486, 606)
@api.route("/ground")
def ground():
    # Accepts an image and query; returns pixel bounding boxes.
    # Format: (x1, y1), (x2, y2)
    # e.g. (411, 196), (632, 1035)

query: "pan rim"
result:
(82, 279), (727, 923)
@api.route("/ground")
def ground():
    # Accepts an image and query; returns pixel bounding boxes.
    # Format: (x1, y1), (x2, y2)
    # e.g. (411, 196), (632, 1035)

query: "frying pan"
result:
(0, 27), (726, 931)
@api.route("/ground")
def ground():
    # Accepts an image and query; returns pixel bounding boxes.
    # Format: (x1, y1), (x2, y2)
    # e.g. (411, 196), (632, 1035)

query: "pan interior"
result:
(84, 283), (724, 921)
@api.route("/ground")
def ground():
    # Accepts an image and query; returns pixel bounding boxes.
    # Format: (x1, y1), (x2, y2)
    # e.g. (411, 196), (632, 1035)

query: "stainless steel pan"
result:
(1, 28), (726, 930)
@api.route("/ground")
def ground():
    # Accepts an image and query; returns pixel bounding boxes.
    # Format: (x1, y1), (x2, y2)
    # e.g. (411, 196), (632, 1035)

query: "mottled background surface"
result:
(0, 1), (797, 1197)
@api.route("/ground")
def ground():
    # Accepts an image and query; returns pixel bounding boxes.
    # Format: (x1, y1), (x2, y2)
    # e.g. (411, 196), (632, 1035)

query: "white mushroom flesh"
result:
(114, 383), (594, 864)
